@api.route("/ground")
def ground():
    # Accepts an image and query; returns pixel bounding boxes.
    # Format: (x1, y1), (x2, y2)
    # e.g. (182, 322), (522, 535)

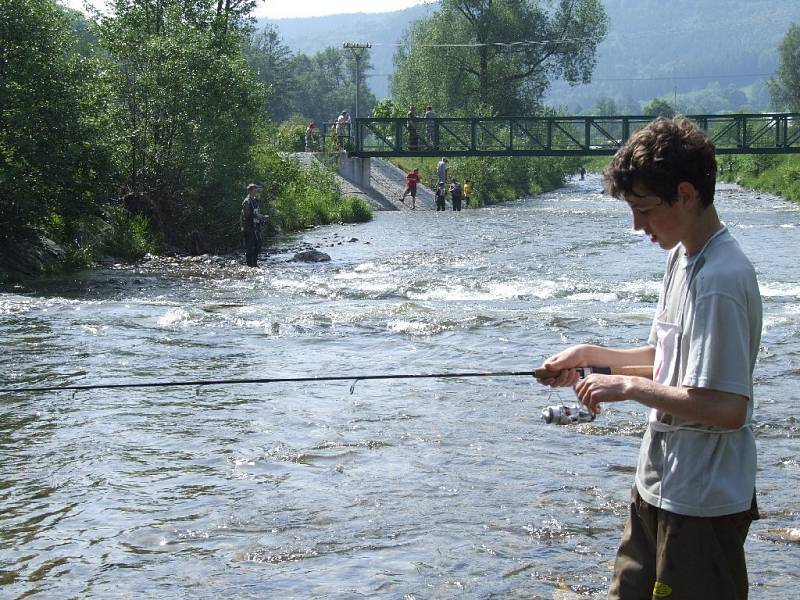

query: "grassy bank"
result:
(3, 149), (373, 279)
(391, 155), (583, 207)
(584, 154), (800, 204)
(718, 155), (800, 203)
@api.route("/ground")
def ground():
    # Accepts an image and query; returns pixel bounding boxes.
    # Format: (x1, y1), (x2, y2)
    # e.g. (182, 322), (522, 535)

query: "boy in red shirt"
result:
(400, 168), (421, 209)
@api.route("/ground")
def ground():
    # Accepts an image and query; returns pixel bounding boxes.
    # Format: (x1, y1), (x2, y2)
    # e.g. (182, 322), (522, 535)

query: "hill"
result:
(261, 0), (800, 113)
(259, 5), (435, 100)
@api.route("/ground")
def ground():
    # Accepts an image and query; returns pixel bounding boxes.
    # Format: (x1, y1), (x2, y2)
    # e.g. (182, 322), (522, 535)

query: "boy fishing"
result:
(538, 116), (762, 599)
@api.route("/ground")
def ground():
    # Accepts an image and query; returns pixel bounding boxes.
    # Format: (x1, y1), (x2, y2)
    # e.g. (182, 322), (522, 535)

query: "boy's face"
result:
(624, 183), (688, 250)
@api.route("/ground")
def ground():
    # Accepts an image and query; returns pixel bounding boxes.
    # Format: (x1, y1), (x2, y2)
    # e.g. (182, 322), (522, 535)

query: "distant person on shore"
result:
(241, 183), (263, 268)
(463, 179), (472, 208)
(580, 166), (586, 180)
(407, 106), (419, 151)
(305, 121), (316, 152)
(400, 168), (421, 209)
(435, 181), (447, 211)
(424, 105), (436, 149)
(449, 179), (462, 211)
(437, 157), (448, 185)
(335, 110), (350, 150)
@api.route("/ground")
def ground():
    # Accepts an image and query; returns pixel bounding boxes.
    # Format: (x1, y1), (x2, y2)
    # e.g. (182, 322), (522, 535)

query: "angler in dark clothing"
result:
(241, 183), (263, 267)
(449, 180), (463, 211)
(435, 182), (447, 211)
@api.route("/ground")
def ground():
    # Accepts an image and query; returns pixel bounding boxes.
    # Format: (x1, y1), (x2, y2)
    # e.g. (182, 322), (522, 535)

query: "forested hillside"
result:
(263, 0), (800, 113)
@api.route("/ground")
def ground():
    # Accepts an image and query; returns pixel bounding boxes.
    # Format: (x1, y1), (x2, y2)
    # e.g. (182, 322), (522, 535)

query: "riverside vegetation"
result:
(0, 0), (372, 280)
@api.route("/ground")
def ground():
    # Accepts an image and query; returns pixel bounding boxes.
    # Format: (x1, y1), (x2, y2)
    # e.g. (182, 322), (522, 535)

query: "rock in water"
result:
(758, 528), (800, 544)
(293, 249), (331, 263)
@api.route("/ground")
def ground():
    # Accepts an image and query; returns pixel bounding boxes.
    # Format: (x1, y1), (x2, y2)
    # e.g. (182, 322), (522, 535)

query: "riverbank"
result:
(718, 154), (800, 203)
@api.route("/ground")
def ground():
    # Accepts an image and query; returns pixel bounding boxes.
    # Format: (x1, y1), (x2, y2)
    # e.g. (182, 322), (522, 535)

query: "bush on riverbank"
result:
(252, 146), (372, 232)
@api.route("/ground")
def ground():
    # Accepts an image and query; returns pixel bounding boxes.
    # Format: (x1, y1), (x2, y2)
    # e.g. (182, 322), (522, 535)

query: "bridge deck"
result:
(320, 114), (800, 158)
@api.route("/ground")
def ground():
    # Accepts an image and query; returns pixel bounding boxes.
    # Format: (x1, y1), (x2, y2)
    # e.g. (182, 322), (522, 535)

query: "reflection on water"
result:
(1, 176), (798, 598)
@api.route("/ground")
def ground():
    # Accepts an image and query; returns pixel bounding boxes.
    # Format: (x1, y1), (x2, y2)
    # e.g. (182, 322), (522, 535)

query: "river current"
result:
(1, 175), (798, 598)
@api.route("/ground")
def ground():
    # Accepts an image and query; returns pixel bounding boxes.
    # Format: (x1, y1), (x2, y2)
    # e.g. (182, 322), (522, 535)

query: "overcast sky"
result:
(64, 0), (435, 19)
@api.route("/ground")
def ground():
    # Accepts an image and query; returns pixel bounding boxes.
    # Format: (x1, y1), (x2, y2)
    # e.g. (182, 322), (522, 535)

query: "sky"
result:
(64, 0), (435, 19)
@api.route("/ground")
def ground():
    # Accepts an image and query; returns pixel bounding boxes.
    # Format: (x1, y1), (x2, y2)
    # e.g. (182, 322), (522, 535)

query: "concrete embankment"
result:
(287, 152), (435, 211)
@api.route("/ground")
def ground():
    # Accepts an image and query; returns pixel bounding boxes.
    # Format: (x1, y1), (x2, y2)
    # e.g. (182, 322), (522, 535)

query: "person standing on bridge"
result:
(335, 110), (350, 150)
(424, 105), (436, 149)
(400, 168), (421, 209)
(407, 106), (419, 152)
(305, 121), (316, 152)
(241, 183), (264, 268)
(536, 116), (762, 600)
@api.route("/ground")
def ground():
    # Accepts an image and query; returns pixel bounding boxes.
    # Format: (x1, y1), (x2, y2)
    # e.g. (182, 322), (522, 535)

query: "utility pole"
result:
(342, 43), (371, 121)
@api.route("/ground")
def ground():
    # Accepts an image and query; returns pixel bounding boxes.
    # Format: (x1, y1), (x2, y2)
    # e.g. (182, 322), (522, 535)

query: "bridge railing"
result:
(347, 114), (800, 157)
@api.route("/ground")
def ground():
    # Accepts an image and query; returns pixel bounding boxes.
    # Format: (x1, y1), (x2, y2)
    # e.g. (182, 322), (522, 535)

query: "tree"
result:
(96, 0), (265, 246)
(643, 98), (675, 118)
(0, 0), (112, 240)
(289, 47), (377, 126)
(392, 0), (607, 116)
(768, 23), (800, 111)
(245, 25), (297, 122)
(592, 96), (620, 116)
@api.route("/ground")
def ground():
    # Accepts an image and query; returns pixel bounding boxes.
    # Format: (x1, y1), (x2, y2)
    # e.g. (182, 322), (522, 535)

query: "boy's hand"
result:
(575, 374), (631, 413)
(536, 345), (586, 387)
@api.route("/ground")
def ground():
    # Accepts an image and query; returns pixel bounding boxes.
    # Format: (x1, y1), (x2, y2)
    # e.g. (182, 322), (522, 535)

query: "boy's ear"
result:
(676, 181), (700, 207)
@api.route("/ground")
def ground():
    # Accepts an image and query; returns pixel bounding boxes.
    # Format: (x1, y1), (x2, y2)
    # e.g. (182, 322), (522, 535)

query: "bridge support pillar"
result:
(337, 154), (371, 189)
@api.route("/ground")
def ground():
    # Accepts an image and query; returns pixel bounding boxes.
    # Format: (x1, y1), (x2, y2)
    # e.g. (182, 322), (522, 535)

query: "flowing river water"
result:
(1, 175), (798, 599)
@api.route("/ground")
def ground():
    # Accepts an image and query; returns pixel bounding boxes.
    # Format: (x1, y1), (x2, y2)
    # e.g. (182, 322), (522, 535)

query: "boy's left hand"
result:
(574, 374), (631, 413)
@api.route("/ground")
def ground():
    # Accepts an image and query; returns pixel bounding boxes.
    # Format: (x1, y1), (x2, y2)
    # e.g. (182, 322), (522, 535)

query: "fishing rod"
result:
(0, 365), (653, 395)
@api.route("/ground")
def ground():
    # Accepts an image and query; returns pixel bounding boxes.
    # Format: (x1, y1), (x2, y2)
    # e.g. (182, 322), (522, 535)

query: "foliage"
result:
(244, 25), (297, 122)
(276, 115), (310, 152)
(0, 0), (113, 241)
(392, 0), (607, 116)
(720, 155), (800, 203)
(245, 28), (378, 127)
(102, 206), (159, 260)
(768, 23), (800, 111)
(591, 97), (621, 116)
(250, 146), (372, 232)
(643, 98), (675, 118)
(96, 0), (267, 249)
(338, 196), (373, 223)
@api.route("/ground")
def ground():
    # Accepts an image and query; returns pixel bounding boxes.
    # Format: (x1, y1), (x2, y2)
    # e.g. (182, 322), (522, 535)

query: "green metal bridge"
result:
(322, 113), (800, 158)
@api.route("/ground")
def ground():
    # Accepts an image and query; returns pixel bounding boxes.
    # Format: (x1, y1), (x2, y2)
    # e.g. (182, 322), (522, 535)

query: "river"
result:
(1, 175), (798, 598)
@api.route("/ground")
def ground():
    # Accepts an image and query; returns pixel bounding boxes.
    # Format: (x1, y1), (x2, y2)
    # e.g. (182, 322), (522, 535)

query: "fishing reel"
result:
(541, 404), (596, 425)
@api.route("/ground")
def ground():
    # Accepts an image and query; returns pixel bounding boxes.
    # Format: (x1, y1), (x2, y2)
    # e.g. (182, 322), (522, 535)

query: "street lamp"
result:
(342, 42), (371, 121)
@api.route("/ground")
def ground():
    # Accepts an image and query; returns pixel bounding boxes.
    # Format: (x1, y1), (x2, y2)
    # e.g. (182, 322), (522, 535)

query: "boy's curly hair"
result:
(604, 117), (717, 207)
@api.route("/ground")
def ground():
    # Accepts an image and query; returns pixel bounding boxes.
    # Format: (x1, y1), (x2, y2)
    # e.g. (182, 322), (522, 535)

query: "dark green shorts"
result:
(609, 486), (757, 600)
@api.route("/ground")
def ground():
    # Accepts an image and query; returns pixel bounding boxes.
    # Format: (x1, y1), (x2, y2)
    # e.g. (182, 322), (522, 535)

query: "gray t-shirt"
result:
(636, 227), (762, 517)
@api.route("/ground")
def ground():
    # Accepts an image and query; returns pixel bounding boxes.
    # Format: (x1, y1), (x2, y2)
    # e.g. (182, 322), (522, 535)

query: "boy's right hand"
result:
(536, 345), (586, 387)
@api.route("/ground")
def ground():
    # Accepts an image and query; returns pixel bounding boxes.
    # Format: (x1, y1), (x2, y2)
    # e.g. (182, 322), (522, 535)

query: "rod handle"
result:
(533, 365), (653, 380)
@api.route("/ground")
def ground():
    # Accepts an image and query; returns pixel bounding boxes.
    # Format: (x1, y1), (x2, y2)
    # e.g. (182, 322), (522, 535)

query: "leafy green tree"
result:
(245, 25), (297, 122)
(96, 0), (265, 247)
(0, 0), (112, 240)
(643, 98), (675, 118)
(392, 0), (607, 116)
(768, 23), (800, 111)
(289, 47), (377, 126)
(591, 96), (620, 116)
